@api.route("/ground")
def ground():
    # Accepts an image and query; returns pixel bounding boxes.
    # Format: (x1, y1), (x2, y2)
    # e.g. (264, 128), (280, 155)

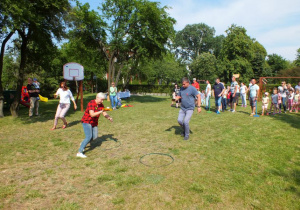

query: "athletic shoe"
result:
(250, 113), (254, 116)
(184, 136), (189, 140)
(230, 109), (233, 112)
(231, 110), (235, 113)
(216, 111), (220, 114)
(76, 153), (87, 158)
(181, 132), (185, 137)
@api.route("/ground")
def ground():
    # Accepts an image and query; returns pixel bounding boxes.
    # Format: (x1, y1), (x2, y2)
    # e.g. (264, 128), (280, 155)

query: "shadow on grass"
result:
(84, 134), (120, 153)
(124, 95), (167, 103)
(268, 113), (300, 129)
(165, 126), (193, 135)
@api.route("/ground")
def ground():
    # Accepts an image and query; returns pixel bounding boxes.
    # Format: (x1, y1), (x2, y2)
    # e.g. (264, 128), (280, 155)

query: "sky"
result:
(80, 0), (300, 61)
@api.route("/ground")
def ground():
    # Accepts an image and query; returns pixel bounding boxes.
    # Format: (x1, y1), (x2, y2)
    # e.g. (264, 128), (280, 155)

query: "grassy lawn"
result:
(0, 94), (299, 209)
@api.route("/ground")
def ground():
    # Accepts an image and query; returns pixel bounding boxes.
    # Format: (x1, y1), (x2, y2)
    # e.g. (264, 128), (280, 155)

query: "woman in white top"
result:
(51, 82), (77, 130)
(240, 82), (248, 107)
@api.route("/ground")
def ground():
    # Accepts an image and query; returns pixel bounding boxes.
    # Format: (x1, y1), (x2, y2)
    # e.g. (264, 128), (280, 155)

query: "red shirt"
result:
(192, 82), (199, 90)
(81, 100), (104, 127)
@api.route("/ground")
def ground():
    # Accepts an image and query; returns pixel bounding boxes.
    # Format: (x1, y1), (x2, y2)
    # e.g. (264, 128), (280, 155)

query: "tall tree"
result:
(220, 24), (255, 82)
(294, 48), (300, 67)
(174, 23), (215, 61)
(267, 53), (289, 76)
(70, 0), (176, 91)
(190, 52), (219, 82)
(2, 0), (70, 117)
(0, 0), (15, 117)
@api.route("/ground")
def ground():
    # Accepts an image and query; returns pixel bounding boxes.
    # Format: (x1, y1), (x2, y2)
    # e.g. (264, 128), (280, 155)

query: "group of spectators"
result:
(172, 77), (300, 116)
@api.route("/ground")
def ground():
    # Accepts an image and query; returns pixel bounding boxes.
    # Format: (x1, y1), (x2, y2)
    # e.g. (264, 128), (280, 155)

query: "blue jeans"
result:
(178, 109), (194, 137)
(241, 93), (247, 106)
(205, 95), (211, 108)
(110, 95), (117, 109)
(78, 123), (98, 153)
(222, 98), (227, 111)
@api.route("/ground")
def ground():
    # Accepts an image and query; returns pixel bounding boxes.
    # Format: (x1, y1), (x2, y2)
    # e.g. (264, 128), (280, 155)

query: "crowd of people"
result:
(172, 77), (300, 116)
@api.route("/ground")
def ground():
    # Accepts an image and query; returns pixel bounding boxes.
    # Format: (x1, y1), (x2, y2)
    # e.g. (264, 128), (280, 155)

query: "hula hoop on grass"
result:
(139, 153), (174, 168)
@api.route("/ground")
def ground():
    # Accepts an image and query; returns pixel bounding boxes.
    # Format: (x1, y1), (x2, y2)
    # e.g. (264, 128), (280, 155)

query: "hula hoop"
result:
(139, 153), (174, 168)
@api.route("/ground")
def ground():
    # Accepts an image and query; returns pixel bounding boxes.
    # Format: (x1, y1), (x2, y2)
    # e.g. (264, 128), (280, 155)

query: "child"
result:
(227, 86), (231, 108)
(222, 88), (228, 111)
(277, 91), (282, 114)
(262, 92), (269, 116)
(269, 88), (278, 115)
(288, 89), (294, 112)
(292, 89), (299, 113)
(200, 90), (205, 105)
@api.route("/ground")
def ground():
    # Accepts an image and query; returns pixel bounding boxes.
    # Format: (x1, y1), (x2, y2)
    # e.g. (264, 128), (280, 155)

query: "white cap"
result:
(193, 78), (196, 80)
(96, 92), (106, 99)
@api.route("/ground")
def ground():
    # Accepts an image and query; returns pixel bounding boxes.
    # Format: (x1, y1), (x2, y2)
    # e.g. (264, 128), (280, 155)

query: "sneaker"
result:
(231, 110), (235, 113)
(250, 113), (254, 116)
(76, 153), (87, 158)
(216, 111), (220, 114)
(181, 132), (185, 137)
(230, 109), (233, 112)
(184, 136), (189, 140)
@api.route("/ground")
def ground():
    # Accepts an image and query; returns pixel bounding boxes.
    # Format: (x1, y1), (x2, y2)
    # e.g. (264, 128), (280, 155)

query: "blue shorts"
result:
(215, 96), (222, 106)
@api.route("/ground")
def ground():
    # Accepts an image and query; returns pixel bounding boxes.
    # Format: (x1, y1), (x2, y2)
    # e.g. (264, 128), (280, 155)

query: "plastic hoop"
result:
(139, 153), (174, 168)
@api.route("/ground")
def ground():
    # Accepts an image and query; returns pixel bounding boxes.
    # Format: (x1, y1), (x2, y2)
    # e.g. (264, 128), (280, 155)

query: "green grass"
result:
(0, 94), (299, 209)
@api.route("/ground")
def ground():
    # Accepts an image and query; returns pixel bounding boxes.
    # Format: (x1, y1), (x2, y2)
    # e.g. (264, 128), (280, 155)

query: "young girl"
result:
(277, 91), (282, 114)
(227, 86), (231, 108)
(269, 88), (278, 115)
(288, 89), (294, 112)
(51, 82), (77, 130)
(222, 88), (228, 111)
(262, 92), (269, 116)
(292, 89), (299, 113)
(240, 82), (247, 107)
(200, 90), (205, 105)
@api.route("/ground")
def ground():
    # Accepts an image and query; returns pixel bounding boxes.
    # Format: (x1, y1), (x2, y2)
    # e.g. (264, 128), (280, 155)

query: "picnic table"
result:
(117, 91), (130, 99)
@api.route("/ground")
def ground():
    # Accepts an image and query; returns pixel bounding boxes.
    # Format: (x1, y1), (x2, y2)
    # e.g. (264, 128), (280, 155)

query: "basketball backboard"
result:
(63, 62), (84, 81)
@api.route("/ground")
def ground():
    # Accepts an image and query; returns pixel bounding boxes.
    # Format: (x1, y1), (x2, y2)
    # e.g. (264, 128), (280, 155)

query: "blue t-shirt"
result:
(178, 85), (199, 111)
(213, 83), (224, 98)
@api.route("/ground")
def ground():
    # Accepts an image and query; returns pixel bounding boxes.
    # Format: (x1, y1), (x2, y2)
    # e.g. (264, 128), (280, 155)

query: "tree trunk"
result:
(115, 63), (123, 87)
(10, 30), (28, 117)
(0, 32), (15, 118)
(107, 52), (115, 92)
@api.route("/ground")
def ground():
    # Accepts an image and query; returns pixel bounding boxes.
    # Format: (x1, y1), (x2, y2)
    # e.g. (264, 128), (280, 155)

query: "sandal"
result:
(62, 125), (67, 129)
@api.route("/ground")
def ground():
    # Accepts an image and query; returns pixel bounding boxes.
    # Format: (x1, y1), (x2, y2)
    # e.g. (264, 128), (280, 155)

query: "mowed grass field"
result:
(0, 94), (299, 209)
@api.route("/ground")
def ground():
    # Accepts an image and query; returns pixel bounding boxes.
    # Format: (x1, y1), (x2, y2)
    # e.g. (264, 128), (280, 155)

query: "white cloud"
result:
(164, 0), (300, 60)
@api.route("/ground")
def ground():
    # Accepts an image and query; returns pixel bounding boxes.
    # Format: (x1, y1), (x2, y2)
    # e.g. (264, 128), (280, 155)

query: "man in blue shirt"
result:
(213, 78), (225, 114)
(176, 78), (201, 140)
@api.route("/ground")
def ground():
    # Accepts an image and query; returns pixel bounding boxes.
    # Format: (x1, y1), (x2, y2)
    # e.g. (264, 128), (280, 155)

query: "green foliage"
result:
(267, 53), (289, 76)
(295, 48), (300, 67)
(190, 52), (219, 81)
(174, 23), (216, 61)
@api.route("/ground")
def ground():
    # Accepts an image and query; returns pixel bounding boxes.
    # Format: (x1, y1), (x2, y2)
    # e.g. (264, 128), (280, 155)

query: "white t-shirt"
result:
(55, 88), (74, 104)
(249, 84), (259, 98)
(240, 85), (246, 94)
(230, 81), (238, 93)
(288, 92), (294, 100)
(205, 84), (211, 95)
(236, 85), (240, 93)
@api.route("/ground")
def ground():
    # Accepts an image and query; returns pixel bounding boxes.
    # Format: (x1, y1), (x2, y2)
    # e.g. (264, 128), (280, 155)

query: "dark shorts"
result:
(230, 93), (238, 103)
(249, 97), (257, 106)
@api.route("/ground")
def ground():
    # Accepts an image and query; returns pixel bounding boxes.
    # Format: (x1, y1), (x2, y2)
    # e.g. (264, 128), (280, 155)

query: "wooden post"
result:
(258, 77), (263, 102)
(80, 80), (83, 112)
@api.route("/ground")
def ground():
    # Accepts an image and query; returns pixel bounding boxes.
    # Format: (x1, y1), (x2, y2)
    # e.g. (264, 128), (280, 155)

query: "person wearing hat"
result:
(262, 92), (269, 116)
(192, 78), (199, 91)
(77, 92), (113, 158)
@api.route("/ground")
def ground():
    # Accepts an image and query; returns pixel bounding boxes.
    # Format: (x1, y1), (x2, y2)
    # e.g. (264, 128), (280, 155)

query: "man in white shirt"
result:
(249, 79), (260, 116)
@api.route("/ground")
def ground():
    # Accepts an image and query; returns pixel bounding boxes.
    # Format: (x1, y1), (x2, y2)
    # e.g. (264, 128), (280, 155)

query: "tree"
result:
(0, 0), (16, 117)
(251, 41), (268, 77)
(1, 0), (71, 117)
(219, 24), (256, 82)
(70, 0), (176, 91)
(174, 23), (215, 61)
(267, 53), (289, 76)
(294, 48), (300, 67)
(190, 52), (219, 82)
